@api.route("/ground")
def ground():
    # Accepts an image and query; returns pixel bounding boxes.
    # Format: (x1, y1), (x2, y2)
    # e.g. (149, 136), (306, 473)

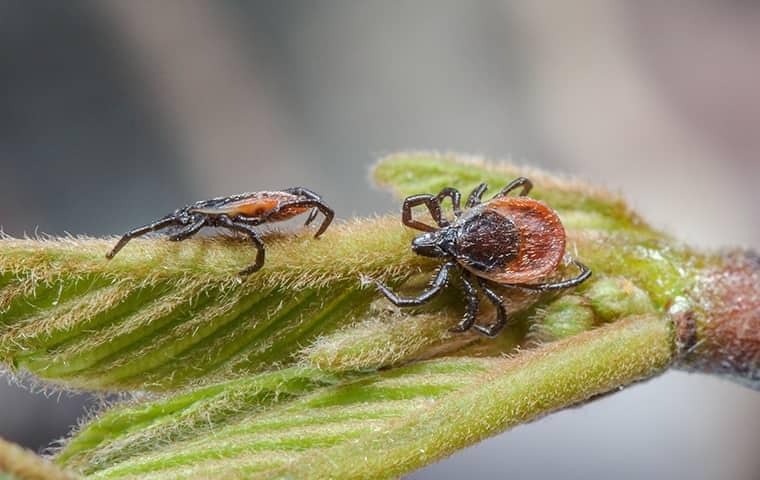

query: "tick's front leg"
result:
(106, 215), (179, 259)
(374, 261), (457, 307)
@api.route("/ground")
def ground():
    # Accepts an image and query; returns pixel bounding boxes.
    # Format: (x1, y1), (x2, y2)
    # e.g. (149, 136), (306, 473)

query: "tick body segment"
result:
(374, 178), (591, 337)
(106, 187), (334, 275)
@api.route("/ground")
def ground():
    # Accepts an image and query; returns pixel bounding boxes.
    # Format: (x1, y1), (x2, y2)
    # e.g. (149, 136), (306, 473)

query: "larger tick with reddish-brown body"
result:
(106, 187), (333, 275)
(374, 178), (591, 336)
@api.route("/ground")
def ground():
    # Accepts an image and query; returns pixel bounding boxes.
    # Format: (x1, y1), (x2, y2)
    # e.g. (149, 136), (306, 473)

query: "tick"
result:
(373, 178), (591, 336)
(106, 187), (334, 275)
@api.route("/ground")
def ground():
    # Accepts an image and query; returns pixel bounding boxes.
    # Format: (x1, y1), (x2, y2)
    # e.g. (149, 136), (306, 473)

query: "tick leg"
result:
(304, 208), (319, 226)
(435, 187), (462, 218)
(471, 278), (508, 337)
(106, 215), (179, 259)
(168, 217), (206, 241)
(283, 187), (325, 226)
(511, 260), (592, 292)
(466, 183), (488, 208)
(374, 261), (457, 306)
(450, 270), (480, 333)
(283, 186), (322, 201)
(230, 215), (265, 227)
(218, 216), (266, 275)
(401, 194), (445, 232)
(268, 200), (334, 237)
(497, 177), (533, 197)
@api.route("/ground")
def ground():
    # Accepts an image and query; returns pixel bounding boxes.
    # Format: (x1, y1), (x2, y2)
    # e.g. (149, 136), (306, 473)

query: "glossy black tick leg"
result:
(401, 194), (445, 232)
(450, 270), (480, 333)
(218, 216), (266, 275)
(434, 187), (462, 221)
(283, 186), (322, 200)
(283, 187), (323, 227)
(497, 177), (533, 197)
(106, 215), (179, 259)
(471, 278), (508, 337)
(374, 261), (457, 307)
(465, 183), (488, 208)
(168, 218), (206, 241)
(268, 200), (334, 237)
(304, 207), (319, 227)
(512, 260), (592, 292)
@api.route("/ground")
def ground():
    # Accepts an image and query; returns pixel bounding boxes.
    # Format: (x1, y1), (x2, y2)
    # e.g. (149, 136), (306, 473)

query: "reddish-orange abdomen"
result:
(191, 191), (309, 219)
(230, 197), (280, 217)
(468, 196), (565, 284)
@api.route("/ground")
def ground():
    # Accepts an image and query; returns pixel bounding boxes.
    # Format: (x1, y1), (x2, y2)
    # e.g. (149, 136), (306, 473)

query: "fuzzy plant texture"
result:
(0, 152), (758, 479)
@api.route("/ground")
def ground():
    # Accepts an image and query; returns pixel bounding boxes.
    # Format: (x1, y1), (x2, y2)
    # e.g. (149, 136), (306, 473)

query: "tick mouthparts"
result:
(411, 233), (434, 250)
(411, 232), (448, 257)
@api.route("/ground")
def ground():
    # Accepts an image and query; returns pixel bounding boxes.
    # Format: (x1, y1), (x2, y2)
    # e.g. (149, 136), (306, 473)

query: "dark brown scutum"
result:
(457, 210), (520, 272)
(472, 197), (565, 284)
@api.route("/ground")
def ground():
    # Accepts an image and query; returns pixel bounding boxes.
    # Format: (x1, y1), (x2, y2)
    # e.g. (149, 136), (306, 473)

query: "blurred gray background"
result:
(1, 1), (758, 478)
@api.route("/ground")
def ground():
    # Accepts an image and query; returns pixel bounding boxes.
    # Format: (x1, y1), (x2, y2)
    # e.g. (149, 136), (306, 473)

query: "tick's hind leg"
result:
(497, 177), (532, 198)
(303, 207), (319, 227)
(450, 271), (480, 333)
(283, 186), (322, 200)
(471, 278), (508, 337)
(374, 261), (457, 307)
(282, 187), (325, 228)
(218, 216), (266, 275)
(106, 215), (179, 259)
(271, 199), (334, 238)
(512, 260), (592, 292)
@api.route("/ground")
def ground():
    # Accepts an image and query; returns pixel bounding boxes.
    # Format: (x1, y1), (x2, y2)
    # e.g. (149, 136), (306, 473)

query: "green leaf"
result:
(3, 151), (756, 478)
(57, 316), (672, 479)
(0, 223), (422, 391)
(0, 153), (699, 392)
(373, 151), (646, 232)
